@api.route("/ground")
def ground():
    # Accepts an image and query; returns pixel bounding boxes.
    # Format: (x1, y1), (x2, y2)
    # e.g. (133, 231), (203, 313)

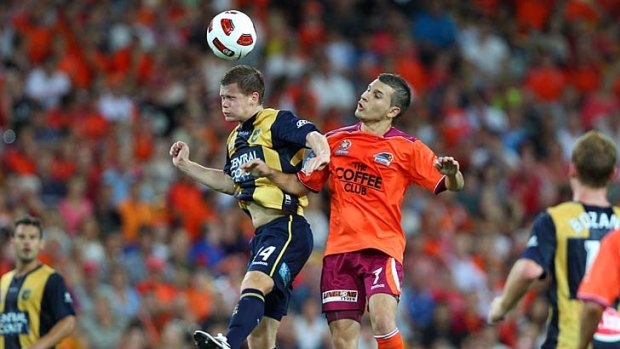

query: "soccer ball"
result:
(206, 10), (257, 61)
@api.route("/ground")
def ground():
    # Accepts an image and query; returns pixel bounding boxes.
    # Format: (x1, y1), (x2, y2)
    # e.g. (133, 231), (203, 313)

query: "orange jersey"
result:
(578, 229), (620, 308)
(298, 123), (446, 263)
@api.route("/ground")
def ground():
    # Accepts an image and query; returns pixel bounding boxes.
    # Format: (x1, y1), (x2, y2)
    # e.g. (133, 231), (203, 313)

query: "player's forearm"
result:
(305, 131), (330, 157)
(499, 259), (539, 313)
(445, 171), (464, 191)
(579, 301), (604, 349)
(266, 170), (309, 196)
(176, 160), (236, 195)
(30, 315), (76, 349)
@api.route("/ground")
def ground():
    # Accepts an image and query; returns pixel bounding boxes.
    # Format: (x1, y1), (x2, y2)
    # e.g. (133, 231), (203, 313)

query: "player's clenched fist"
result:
(433, 156), (459, 176)
(170, 141), (190, 168)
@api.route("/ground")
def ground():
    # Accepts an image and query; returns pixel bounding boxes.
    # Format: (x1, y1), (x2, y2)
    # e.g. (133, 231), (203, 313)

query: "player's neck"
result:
(572, 184), (610, 207)
(360, 119), (392, 136)
(240, 106), (263, 124)
(15, 260), (40, 277)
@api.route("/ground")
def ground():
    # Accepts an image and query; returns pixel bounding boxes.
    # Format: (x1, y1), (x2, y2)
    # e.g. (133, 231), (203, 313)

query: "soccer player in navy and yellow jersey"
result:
(0, 216), (76, 349)
(169, 65), (330, 349)
(488, 131), (620, 349)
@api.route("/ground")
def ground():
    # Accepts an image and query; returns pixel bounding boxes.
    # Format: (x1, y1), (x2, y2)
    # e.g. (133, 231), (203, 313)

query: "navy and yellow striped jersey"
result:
(223, 108), (318, 215)
(0, 264), (75, 349)
(521, 202), (620, 349)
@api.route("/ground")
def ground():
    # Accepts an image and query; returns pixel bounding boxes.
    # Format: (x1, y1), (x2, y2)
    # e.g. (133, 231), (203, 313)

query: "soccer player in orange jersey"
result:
(578, 229), (620, 349)
(242, 73), (464, 349)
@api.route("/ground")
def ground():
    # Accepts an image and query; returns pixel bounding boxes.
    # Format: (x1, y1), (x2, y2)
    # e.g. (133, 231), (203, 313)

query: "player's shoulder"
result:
(1, 270), (16, 283)
(546, 201), (584, 215)
(36, 264), (58, 278)
(325, 123), (362, 139)
(383, 127), (419, 144)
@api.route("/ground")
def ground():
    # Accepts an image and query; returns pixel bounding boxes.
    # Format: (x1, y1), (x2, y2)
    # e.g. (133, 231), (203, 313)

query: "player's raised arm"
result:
(170, 141), (236, 195)
(304, 131), (330, 173)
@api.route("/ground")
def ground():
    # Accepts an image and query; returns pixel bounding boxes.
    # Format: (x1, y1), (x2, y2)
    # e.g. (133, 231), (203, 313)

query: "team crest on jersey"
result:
(336, 140), (351, 155)
(373, 152), (394, 166)
(250, 129), (261, 143)
(21, 289), (31, 301)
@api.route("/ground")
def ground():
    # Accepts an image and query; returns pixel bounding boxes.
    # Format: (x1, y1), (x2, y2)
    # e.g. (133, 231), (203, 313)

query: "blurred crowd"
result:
(1, 0), (620, 348)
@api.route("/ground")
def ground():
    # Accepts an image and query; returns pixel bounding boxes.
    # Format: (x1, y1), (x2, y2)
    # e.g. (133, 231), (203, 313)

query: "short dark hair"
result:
(378, 73), (412, 119)
(572, 131), (617, 188)
(13, 216), (43, 238)
(221, 65), (265, 103)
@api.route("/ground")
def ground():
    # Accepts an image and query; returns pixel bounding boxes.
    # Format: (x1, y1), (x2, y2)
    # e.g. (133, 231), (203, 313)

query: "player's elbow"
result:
(582, 300), (605, 317)
(61, 315), (77, 336)
(515, 259), (544, 282)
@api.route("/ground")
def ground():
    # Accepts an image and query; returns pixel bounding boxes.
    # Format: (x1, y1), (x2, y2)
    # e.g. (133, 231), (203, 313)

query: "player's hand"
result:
(303, 152), (330, 174)
(241, 159), (272, 177)
(488, 296), (507, 324)
(170, 141), (190, 169)
(434, 156), (459, 176)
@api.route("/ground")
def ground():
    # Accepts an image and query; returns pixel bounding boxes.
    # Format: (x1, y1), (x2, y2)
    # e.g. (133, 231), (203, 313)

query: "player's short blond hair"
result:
(572, 130), (617, 188)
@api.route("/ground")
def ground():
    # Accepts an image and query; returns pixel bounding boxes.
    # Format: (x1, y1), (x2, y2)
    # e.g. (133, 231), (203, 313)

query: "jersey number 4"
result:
(256, 246), (276, 262)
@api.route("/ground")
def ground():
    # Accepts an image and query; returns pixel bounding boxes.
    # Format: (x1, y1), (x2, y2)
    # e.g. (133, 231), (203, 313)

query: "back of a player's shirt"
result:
(521, 202), (620, 349)
(299, 123), (446, 263)
(224, 108), (318, 215)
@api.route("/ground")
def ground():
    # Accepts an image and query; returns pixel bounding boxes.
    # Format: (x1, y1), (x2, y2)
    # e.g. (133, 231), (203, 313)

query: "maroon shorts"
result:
(320, 249), (403, 313)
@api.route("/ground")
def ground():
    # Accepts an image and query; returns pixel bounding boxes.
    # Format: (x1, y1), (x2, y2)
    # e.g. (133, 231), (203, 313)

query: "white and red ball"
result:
(206, 10), (257, 61)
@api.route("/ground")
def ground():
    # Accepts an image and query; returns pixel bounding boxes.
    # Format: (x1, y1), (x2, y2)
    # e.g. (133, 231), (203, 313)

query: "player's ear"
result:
(387, 106), (400, 120)
(611, 167), (618, 181)
(251, 91), (260, 105)
(568, 163), (577, 178)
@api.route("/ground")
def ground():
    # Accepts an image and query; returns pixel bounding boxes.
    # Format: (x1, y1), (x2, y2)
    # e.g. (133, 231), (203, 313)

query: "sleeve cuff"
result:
(577, 293), (610, 308)
(433, 176), (447, 195)
(296, 172), (322, 193)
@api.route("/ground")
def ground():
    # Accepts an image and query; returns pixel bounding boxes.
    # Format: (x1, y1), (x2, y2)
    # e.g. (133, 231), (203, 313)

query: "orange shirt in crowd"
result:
(515, 0), (555, 32)
(168, 180), (215, 241)
(567, 64), (602, 95)
(525, 65), (566, 102)
(3, 148), (37, 175)
(298, 123), (446, 263)
(12, 13), (56, 64)
(564, 0), (599, 23)
(118, 198), (155, 243)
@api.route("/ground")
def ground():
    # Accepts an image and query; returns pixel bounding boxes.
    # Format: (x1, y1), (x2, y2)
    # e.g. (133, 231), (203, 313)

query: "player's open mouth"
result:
(357, 102), (364, 110)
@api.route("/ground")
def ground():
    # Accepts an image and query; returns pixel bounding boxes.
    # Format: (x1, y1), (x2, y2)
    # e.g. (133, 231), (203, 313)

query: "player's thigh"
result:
(362, 250), (403, 300)
(248, 316), (280, 349)
(363, 250), (402, 332)
(249, 215), (313, 319)
(328, 319), (361, 349)
(367, 293), (398, 333)
(240, 270), (274, 294)
(247, 215), (313, 285)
